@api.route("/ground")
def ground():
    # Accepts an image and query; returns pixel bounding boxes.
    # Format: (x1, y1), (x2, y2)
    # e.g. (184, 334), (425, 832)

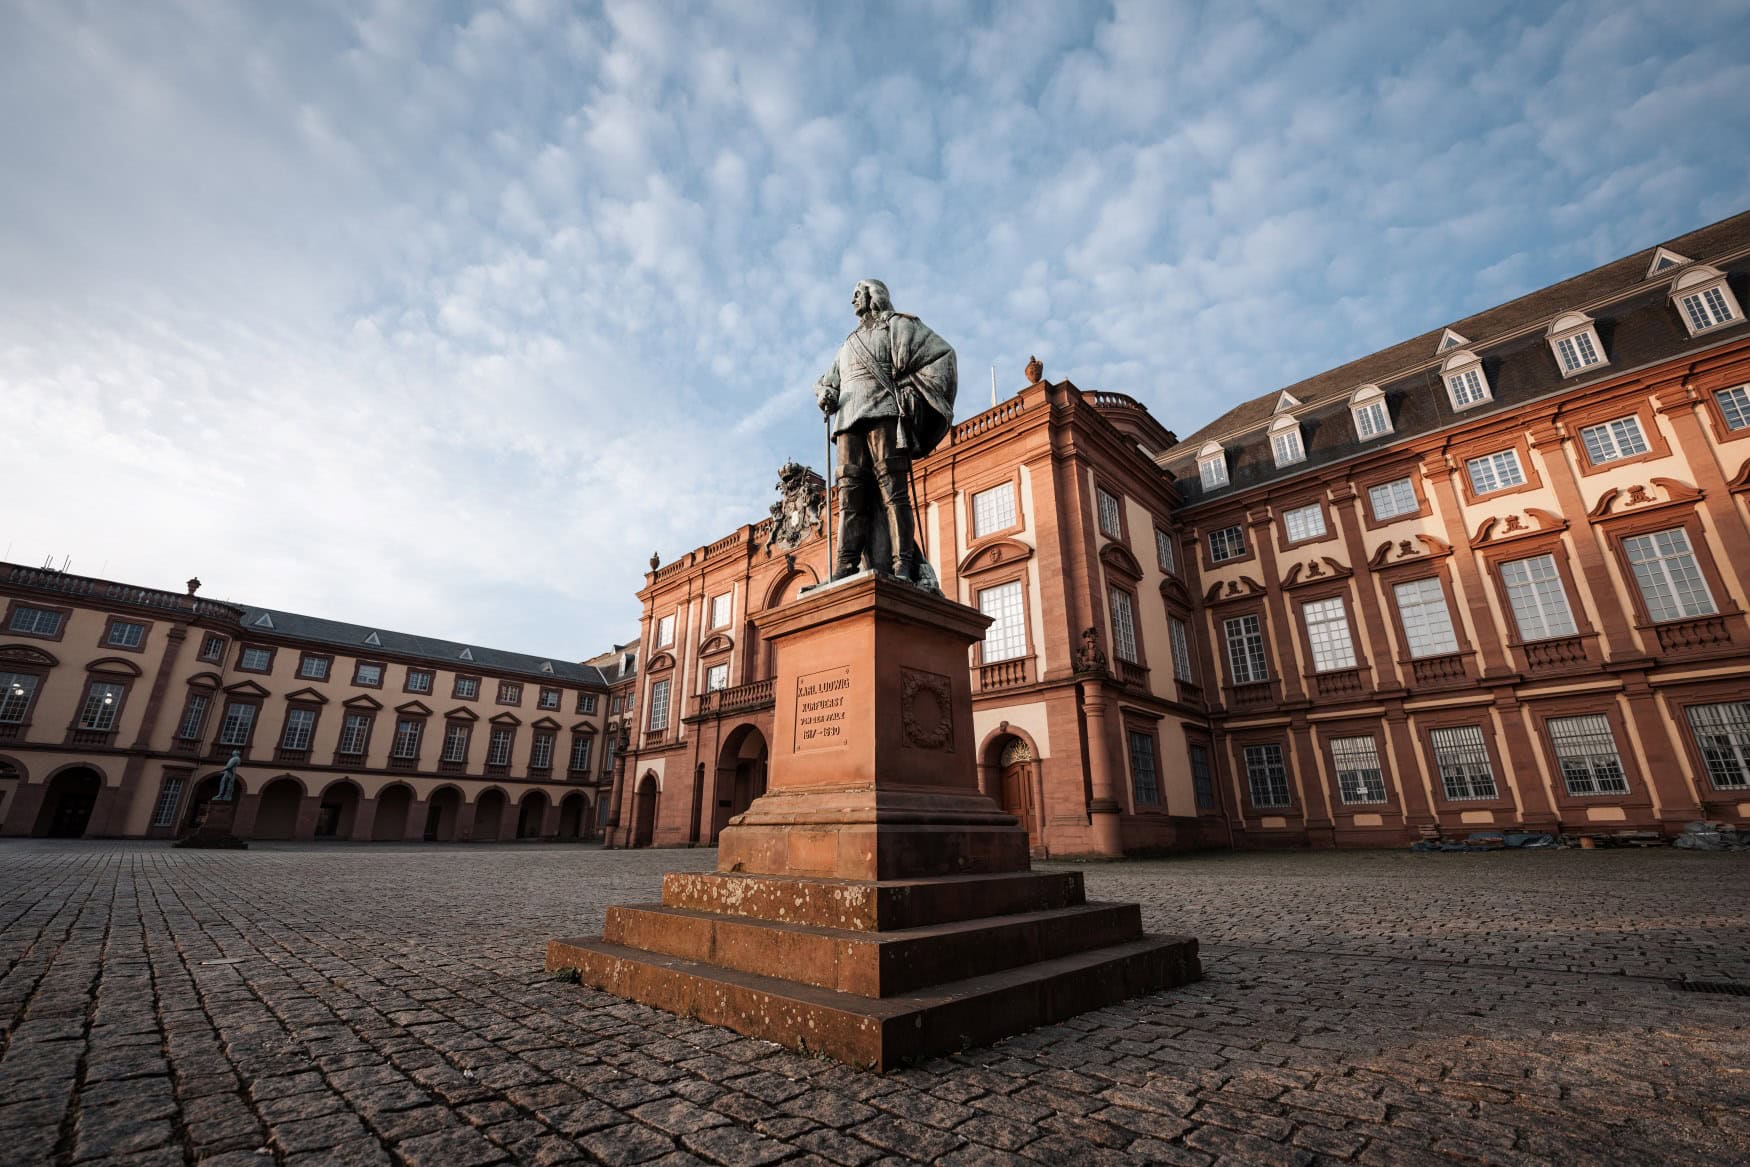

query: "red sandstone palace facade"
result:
(602, 212), (1750, 854)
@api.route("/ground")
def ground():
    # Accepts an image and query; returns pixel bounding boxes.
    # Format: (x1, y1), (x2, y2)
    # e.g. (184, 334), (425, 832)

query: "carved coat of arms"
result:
(765, 460), (826, 553)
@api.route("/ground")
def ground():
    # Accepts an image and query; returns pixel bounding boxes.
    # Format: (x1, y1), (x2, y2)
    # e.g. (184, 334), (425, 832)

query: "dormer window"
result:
(1546, 312), (1606, 376)
(1442, 350), (1491, 411)
(1269, 416), (1305, 468)
(1350, 384), (1391, 440)
(1196, 441), (1229, 490)
(1670, 266), (1741, 336)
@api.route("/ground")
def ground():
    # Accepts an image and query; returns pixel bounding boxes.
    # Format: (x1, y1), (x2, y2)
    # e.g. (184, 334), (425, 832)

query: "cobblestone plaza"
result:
(1, 843), (1746, 1166)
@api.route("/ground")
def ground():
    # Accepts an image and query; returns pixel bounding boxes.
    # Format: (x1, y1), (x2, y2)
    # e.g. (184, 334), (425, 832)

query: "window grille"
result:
(1430, 725), (1498, 800)
(1329, 736), (1387, 803)
(1547, 715), (1629, 796)
(1686, 702), (1750, 790)
(978, 581), (1027, 663)
(1243, 744), (1290, 807)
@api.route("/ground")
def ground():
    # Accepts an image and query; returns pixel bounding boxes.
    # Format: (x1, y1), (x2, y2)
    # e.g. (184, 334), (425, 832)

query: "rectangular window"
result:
(498, 681), (522, 704)
(1127, 731), (1160, 805)
(1109, 587), (1138, 664)
(151, 777), (184, 827)
(705, 663), (729, 691)
(570, 735), (593, 772)
(1169, 618), (1195, 683)
(79, 682), (125, 731)
(1329, 736), (1386, 804)
(1448, 367), (1488, 408)
(1546, 714), (1629, 796)
(538, 687), (560, 710)
(710, 592), (733, 629)
(1368, 477), (1419, 521)
(0, 673), (39, 722)
(1430, 725), (1498, 800)
(1189, 743), (1216, 809)
(1393, 578), (1460, 658)
(648, 679), (671, 731)
(441, 723), (470, 763)
(391, 718), (423, 760)
(218, 702), (256, 746)
(240, 646), (273, 672)
(297, 654), (330, 681)
(336, 713), (370, 756)
(978, 580), (1027, 664)
(1271, 429), (1305, 467)
(1154, 528), (1177, 574)
(1687, 702), (1750, 790)
(405, 668), (433, 694)
(1499, 554), (1578, 641)
(280, 708), (316, 751)
(1198, 457), (1228, 490)
(1282, 503), (1326, 543)
(972, 482), (1017, 537)
(1243, 744), (1290, 808)
(487, 727), (514, 766)
(530, 733), (555, 770)
(1301, 597), (1357, 672)
(106, 620), (146, 648)
(454, 676), (480, 699)
(1555, 331), (1602, 372)
(656, 615), (675, 648)
(1681, 287), (1735, 331)
(1209, 525), (1246, 563)
(198, 634), (226, 662)
(1223, 615), (1268, 684)
(577, 693), (598, 714)
(1622, 529), (1716, 622)
(1716, 385), (1750, 431)
(175, 692), (209, 740)
(1579, 416), (1649, 465)
(353, 661), (383, 687)
(1096, 488), (1124, 538)
(1465, 449), (1526, 495)
(8, 605), (62, 636)
(1354, 399), (1390, 438)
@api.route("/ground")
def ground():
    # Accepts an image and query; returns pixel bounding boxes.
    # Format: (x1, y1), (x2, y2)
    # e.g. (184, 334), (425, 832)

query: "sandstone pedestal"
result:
(175, 797), (248, 850)
(548, 572), (1198, 1069)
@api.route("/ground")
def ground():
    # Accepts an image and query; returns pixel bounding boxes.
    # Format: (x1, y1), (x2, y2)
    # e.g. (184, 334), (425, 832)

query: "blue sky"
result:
(4, 0), (1748, 659)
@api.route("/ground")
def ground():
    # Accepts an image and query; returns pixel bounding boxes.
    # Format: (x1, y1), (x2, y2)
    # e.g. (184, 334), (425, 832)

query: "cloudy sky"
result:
(5, 0), (1748, 660)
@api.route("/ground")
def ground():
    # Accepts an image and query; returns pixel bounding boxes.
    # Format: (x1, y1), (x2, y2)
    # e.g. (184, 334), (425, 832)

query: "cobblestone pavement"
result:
(2, 843), (1747, 1167)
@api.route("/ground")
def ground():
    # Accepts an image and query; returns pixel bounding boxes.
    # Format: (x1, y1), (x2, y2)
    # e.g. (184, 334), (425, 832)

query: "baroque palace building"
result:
(0, 571), (615, 842)
(604, 210), (1750, 854)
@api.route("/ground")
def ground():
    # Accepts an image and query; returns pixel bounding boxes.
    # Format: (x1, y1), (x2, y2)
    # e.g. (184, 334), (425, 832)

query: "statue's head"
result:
(852, 279), (891, 318)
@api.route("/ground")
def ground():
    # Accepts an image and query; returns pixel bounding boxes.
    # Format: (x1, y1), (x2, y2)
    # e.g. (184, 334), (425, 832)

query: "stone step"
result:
(604, 900), (1144, 997)
(546, 933), (1200, 1071)
(660, 869), (1086, 931)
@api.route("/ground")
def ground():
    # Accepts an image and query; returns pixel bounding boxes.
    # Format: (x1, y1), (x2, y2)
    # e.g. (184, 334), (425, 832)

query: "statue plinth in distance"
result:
(547, 572), (1200, 1069)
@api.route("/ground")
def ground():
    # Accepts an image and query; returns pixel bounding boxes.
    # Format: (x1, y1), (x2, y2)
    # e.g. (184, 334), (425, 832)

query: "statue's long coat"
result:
(816, 312), (958, 457)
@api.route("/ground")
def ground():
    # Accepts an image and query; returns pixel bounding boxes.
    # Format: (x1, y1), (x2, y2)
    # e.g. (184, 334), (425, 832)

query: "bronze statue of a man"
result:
(814, 279), (957, 582)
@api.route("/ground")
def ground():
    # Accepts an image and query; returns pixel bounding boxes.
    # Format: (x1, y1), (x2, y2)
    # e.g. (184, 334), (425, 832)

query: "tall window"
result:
(972, 482), (1017, 538)
(1622, 529), (1716, 622)
(1109, 587), (1138, 664)
(1223, 615), (1268, 684)
(353, 661), (383, 686)
(486, 727), (514, 766)
(1282, 503), (1325, 542)
(530, 733), (555, 771)
(175, 692), (210, 741)
(1680, 285), (1736, 332)
(151, 777), (184, 828)
(1154, 528), (1177, 574)
(1546, 715), (1629, 796)
(405, 668), (434, 694)
(1189, 744), (1216, 809)
(8, 605), (62, 636)
(298, 655), (331, 681)
(656, 615), (675, 648)
(79, 682), (125, 731)
(337, 713), (371, 756)
(1209, 525), (1246, 563)
(280, 708), (316, 751)
(710, 592), (732, 629)
(239, 646), (273, 672)
(1430, 725), (1497, 800)
(0, 673), (39, 723)
(218, 702), (256, 747)
(1329, 736), (1386, 804)
(1715, 385), (1750, 431)
(648, 679), (671, 731)
(1127, 731), (1160, 805)
(391, 718), (423, 760)
(1579, 416), (1648, 464)
(1301, 598), (1357, 671)
(705, 663), (729, 691)
(1465, 449), (1526, 495)
(570, 735), (593, 773)
(1168, 618), (1195, 683)
(1686, 702), (1750, 790)
(1096, 488), (1123, 538)
(1368, 478), (1419, 521)
(1243, 744), (1290, 808)
(1499, 554), (1578, 641)
(106, 620), (146, 648)
(978, 581), (1027, 663)
(441, 723), (470, 763)
(1393, 578), (1460, 658)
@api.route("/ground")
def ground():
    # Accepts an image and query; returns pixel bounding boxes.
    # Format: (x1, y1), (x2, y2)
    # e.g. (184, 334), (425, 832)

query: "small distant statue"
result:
(186, 576), (202, 596)
(214, 750), (241, 802)
(1073, 627), (1109, 676)
(814, 279), (956, 584)
(1025, 355), (1044, 385)
(649, 551), (660, 571)
(765, 460), (826, 553)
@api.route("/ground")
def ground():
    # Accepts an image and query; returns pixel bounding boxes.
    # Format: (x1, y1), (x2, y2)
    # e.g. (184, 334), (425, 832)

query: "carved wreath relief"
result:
(900, 667), (953, 751)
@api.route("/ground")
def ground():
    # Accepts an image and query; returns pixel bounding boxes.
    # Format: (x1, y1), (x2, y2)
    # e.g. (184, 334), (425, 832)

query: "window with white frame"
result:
(1546, 714), (1629, 796)
(1127, 730), (1160, 805)
(530, 733), (555, 770)
(337, 712), (371, 756)
(1223, 615), (1268, 684)
(1329, 736), (1387, 803)
(1430, 725), (1497, 800)
(79, 682), (125, 731)
(175, 692), (209, 740)
(497, 681), (521, 704)
(1393, 578), (1460, 658)
(1189, 743), (1217, 809)
(710, 592), (732, 629)
(1579, 416), (1649, 465)
(0, 673), (39, 723)
(1209, 525), (1246, 563)
(441, 723), (470, 763)
(1109, 586), (1138, 664)
(1169, 618), (1195, 683)
(1270, 421), (1305, 468)
(406, 668), (433, 694)
(353, 661), (383, 686)
(1622, 529), (1716, 622)
(1243, 744), (1290, 807)
(1154, 527), (1177, 574)
(298, 655), (330, 681)
(198, 634), (226, 662)
(1672, 268), (1741, 335)
(705, 663), (729, 691)
(151, 777), (184, 828)
(1443, 352), (1491, 410)
(971, 482), (1017, 538)
(217, 702), (256, 746)
(978, 580), (1027, 664)
(656, 614), (675, 648)
(1368, 477), (1419, 521)
(1301, 597), (1357, 672)
(8, 605), (62, 636)
(280, 708), (316, 751)
(454, 676), (480, 699)
(538, 687), (560, 710)
(1282, 503), (1326, 542)
(1465, 449), (1526, 495)
(1197, 443), (1229, 490)
(1715, 384), (1750, 431)
(1547, 313), (1606, 375)
(648, 679), (671, 731)
(391, 717), (423, 760)
(1351, 385), (1391, 439)
(577, 692), (597, 714)
(1686, 701), (1750, 790)
(570, 735), (592, 772)
(1499, 554), (1578, 641)
(239, 646), (273, 671)
(486, 726), (514, 766)
(1096, 487), (1124, 538)
(106, 620), (146, 648)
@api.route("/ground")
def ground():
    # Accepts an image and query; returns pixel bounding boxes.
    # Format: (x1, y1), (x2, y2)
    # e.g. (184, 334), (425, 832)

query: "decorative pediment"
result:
(87, 656), (144, 677)
(0, 644), (59, 668)
(283, 686), (329, 705)
(343, 694), (383, 710)
(1282, 557), (1353, 591)
(531, 716), (561, 731)
(1160, 575), (1194, 608)
(489, 711), (522, 726)
(1204, 576), (1268, 605)
(1588, 477), (1705, 519)
(1729, 458), (1750, 495)
(1369, 534), (1453, 569)
(646, 651), (676, 673)
(395, 700), (433, 717)
(698, 634), (734, 658)
(443, 706), (478, 722)
(960, 538), (1033, 577)
(186, 670), (223, 688)
(569, 721), (598, 735)
(1098, 542), (1144, 582)
(1471, 508), (1567, 548)
(223, 679), (271, 697)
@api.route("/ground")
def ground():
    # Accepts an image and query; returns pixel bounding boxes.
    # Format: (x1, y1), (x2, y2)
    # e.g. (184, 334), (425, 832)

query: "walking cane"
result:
(823, 412), (834, 560)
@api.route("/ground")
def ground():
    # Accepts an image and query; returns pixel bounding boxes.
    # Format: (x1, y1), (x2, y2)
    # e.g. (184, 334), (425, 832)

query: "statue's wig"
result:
(856, 279), (892, 313)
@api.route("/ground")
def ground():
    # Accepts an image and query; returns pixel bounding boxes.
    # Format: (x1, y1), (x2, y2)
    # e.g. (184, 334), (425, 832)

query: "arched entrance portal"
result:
(315, 781), (361, 839)
(33, 768), (102, 838)
(373, 784), (413, 841)
(424, 787), (461, 841)
(516, 791), (548, 840)
(712, 725), (768, 842)
(254, 778), (304, 840)
(631, 774), (658, 848)
(558, 792), (587, 840)
(473, 789), (506, 842)
(986, 734), (1038, 846)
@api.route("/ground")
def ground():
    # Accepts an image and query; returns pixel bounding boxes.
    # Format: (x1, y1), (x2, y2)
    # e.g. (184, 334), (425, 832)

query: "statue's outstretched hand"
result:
(816, 384), (840, 414)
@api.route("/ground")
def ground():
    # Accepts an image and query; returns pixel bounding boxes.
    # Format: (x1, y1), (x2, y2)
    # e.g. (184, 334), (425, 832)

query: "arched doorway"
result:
(33, 767), (102, 838)
(986, 734), (1038, 845)
(253, 778), (304, 840)
(423, 786), (462, 841)
(315, 781), (361, 839)
(558, 793), (585, 840)
(373, 784), (413, 841)
(713, 725), (768, 841)
(632, 773), (658, 848)
(516, 791), (548, 840)
(473, 788), (506, 842)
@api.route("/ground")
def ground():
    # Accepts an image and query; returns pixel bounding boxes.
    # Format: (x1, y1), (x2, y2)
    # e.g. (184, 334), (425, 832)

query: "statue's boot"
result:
(833, 466), (875, 579)
(877, 457), (920, 581)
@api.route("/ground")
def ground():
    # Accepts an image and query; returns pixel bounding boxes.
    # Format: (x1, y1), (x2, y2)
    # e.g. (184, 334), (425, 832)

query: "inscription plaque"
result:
(795, 665), (851, 751)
